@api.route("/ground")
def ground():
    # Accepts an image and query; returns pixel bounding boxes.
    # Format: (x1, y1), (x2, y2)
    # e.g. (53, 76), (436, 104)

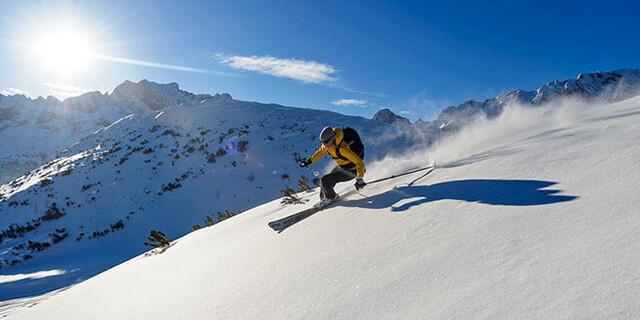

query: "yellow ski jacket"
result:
(309, 128), (366, 178)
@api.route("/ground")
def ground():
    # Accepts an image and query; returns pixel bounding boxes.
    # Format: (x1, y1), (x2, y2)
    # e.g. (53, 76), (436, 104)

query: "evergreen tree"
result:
(281, 187), (300, 204)
(144, 230), (171, 249)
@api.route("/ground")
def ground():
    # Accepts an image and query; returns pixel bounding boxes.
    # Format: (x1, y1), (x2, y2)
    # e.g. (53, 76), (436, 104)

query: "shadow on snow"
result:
(342, 179), (578, 212)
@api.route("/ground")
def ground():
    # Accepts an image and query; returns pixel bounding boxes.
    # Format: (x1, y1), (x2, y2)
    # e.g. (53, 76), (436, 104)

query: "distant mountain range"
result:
(434, 68), (640, 126)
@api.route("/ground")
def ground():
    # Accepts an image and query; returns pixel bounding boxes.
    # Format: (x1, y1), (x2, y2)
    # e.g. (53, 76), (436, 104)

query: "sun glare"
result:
(32, 28), (92, 75)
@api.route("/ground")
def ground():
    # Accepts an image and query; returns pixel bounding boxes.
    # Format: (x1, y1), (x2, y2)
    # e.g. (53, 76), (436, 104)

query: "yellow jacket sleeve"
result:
(309, 145), (327, 163)
(338, 144), (366, 178)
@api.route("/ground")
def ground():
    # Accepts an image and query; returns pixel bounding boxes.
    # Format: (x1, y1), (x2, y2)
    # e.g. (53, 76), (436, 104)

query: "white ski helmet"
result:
(319, 126), (335, 143)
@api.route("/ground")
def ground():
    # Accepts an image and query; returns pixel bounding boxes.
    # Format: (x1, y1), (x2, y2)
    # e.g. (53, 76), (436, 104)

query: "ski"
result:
(268, 197), (344, 233)
(268, 206), (321, 233)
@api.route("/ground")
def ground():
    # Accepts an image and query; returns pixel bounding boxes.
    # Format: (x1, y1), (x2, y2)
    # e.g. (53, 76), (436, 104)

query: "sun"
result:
(32, 27), (93, 75)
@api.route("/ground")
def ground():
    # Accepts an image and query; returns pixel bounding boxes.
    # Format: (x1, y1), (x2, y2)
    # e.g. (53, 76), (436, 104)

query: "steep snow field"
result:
(4, 95), (640, 319)
(0, 94), (426, 300)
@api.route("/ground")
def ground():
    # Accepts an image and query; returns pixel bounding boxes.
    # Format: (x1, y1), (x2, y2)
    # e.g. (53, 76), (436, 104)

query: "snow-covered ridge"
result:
(0, 80), (233, 184)
(435, 68), (640, 125)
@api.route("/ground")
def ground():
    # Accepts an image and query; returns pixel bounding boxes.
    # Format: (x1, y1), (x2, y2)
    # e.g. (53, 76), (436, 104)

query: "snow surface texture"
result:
(4, 94), (640, 319)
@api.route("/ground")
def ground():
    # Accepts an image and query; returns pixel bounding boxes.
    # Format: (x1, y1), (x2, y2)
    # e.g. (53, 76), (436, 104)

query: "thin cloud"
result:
(328, 83), (389, 98)
(1, 87), (29, 96)
(332, 98), (368, 107)
(93, 54), (241, 77)
(44, 83), (89, 99)
(217, 54), (336, 83)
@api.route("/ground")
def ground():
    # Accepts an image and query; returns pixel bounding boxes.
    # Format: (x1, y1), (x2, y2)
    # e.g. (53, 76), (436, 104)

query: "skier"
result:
(299, 126), (367, 208)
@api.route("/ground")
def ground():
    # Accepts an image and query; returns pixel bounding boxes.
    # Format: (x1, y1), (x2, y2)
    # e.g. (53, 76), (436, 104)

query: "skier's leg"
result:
(320, 166), (341, 199)
(321, 166), (356, 199)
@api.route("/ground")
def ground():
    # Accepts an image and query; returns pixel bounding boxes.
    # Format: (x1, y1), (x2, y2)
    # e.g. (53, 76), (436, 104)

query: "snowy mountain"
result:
(4, 87), (640, 319)
(0, 93), (429, 300)
(0, 80), (230, 184)
(435, 68), (640, 126)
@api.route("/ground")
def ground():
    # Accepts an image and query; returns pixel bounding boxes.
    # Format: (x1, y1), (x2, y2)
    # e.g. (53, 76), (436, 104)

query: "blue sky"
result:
(1, 0), (639, 121)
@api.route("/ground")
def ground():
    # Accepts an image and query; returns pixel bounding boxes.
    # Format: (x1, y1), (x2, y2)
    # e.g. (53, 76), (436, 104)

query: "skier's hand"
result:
(354, 178), (366, 190)
(299, 159), (312, 168)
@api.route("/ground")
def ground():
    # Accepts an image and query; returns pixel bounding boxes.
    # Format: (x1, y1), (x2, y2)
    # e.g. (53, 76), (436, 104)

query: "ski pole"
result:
(306, 166), (320, 177)
(366, 165), (435, 185)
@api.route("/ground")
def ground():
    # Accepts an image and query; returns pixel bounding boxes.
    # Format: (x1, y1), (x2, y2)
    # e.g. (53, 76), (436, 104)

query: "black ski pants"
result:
(321, 166), (357, 199)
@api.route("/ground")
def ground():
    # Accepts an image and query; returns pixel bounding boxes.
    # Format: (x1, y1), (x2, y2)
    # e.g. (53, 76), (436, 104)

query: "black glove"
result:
(354, 178), (366, 190)
(299, 159), (312, 168)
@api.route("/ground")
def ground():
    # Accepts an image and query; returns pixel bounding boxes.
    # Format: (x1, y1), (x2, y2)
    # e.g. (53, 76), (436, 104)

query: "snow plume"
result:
(363, 124), (440, 181)
(366, 97), (593, 180)
(427, 97), (589, 167)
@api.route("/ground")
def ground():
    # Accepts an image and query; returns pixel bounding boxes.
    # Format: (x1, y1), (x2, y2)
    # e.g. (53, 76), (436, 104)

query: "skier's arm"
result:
(340, 146), (365, 178)
(308, 145), (327, 163)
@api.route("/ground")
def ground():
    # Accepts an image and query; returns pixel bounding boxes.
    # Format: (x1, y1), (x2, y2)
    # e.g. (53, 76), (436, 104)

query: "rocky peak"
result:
(110, 79), (189, 111)
(216, 93), (233, 101)
(372, 108), (411, 125)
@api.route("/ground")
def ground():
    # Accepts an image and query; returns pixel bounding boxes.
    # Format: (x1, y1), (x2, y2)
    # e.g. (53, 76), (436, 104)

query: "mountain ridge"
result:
(0, 79), (234, 183)
(435, 68), (640, 125)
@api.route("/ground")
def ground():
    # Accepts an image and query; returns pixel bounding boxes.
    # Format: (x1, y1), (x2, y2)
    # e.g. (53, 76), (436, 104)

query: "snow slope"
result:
(0, 95), (428, 300)
(5, 94), (639, 319)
